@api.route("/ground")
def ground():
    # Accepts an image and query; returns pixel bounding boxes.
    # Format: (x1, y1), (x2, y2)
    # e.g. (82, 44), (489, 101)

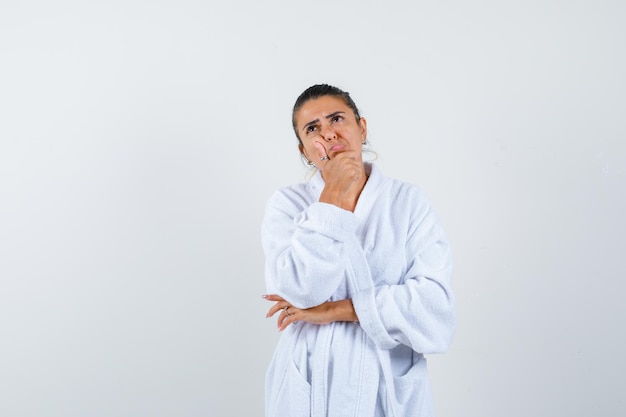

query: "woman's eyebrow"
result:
(325, 111), (345, 120)
(302, 111), (346, 132)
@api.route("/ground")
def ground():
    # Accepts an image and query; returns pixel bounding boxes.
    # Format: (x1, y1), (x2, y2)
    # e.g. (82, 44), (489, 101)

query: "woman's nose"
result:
(320, 125), (337, 141)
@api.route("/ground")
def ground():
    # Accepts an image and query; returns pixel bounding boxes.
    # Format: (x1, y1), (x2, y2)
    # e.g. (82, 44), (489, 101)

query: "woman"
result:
(262, 84), (455, 417)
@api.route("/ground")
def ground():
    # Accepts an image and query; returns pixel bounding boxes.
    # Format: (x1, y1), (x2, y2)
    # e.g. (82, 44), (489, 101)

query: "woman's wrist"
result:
(319, 187), (345, 207)
(329, 299), (358, 322)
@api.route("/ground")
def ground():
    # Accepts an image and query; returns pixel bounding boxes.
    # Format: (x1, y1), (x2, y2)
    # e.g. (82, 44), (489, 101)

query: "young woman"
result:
(262, 84), (455, 417)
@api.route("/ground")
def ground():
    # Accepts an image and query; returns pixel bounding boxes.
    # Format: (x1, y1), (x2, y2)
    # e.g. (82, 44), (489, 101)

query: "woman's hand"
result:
(263, 294), (358, 332)
(313, 142), (366, 211)
(314, 141), (363, 192)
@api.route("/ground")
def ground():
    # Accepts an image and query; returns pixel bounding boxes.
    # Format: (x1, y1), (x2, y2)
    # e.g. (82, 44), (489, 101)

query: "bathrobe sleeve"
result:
(352, 188), (456, 354)
(262, 188), (359, 309)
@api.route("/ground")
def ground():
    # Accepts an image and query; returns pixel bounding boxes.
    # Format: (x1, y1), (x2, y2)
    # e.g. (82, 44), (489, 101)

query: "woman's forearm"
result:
(327, 299), (358, 322)
(265, 295), (358, 331)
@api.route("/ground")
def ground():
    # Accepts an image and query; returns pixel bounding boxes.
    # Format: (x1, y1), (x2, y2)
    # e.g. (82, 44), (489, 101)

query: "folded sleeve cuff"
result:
(352, 287), (398, 350)
(294, 202), (358, 240)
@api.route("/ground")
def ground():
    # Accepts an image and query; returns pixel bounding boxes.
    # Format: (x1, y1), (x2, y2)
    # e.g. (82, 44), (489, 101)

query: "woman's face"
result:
(294, 95), (367, 167)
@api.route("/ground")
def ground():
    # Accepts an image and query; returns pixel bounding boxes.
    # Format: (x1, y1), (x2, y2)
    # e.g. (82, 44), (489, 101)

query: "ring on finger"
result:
(284, 306), (291, 316)
(320, 156), (329, 161)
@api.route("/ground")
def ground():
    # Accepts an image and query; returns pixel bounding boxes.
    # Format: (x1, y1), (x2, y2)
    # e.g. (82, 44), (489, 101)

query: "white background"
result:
(1, 1), (624, 416)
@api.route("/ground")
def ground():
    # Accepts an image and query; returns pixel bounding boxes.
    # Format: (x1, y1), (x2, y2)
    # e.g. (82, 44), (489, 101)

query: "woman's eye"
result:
(331, 115), (344, 123)
(306, 126), (317, 134)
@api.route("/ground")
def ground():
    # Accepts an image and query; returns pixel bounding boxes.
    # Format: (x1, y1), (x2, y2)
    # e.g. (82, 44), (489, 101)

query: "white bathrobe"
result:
(262, 163), (455, 417)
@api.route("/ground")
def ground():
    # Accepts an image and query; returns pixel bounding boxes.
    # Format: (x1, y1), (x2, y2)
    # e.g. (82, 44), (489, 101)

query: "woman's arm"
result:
(262, 190), (359, 309)
(351, 194), (456, 354)
(264, 294), (357, 331)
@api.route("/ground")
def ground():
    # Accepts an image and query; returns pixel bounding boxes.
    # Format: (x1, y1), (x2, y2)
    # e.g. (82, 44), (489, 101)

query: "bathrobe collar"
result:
(307, 162), (386, 219)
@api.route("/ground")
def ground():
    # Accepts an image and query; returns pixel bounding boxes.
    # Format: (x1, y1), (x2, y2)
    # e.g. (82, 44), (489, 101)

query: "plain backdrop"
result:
(1, 0), (624, 416)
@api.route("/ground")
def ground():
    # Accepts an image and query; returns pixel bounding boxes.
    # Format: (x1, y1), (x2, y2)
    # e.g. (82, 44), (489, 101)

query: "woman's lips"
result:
(330, 144), (345, 152)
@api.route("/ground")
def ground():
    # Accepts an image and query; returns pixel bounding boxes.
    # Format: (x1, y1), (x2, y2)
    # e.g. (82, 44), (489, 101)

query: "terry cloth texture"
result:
(262, 163), (455, 417)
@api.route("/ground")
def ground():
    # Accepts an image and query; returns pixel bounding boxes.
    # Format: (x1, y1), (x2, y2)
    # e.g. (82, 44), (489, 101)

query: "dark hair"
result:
(292, 84), (361, 141)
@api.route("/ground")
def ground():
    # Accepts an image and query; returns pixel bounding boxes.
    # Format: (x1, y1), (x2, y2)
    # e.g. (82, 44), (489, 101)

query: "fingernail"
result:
(262, 294), (269, 299)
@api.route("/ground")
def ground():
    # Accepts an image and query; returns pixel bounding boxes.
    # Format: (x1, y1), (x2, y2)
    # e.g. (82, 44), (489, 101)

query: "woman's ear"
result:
(359, 117), (368, 140)
(298, 142), (309, 161)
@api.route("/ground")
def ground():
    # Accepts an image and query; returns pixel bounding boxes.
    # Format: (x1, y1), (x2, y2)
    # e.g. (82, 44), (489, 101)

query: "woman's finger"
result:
(266, 301), (289, 318)
(313, 141), (329, 161)
(277, 309), (287, 328)
(278, 308), (299, 331)
(262, 294), (285, 302)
